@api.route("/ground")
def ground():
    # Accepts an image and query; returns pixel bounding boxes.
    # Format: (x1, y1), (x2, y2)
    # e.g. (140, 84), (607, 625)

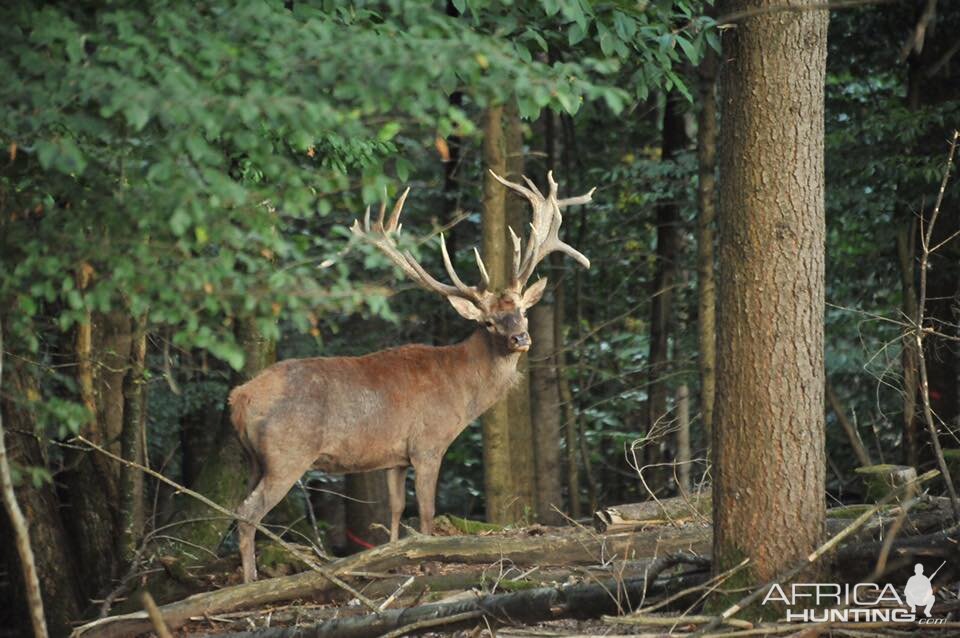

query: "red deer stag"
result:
(229, 171), (593, 582)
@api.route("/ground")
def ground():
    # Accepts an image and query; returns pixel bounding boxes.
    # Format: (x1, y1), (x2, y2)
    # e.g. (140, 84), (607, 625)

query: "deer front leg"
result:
(412, 457), (441, 535)
(386, 466), (407, 542)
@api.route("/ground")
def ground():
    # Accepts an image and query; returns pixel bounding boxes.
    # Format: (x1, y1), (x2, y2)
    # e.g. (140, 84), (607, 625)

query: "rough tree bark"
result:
(503, 99), (537, 520)
(697, 44), (718, 440)
(0, 324), (49, 638)
(529, 302), (564, 524)
(172, 317), (276, 553)
(345, 471), (391, 549)
(480, 104), (518, 524)
(120, 315), (147, 562)
(1, 359), (83, 636)
(645, 90), (687, 493)
(713, 0), (828, 612)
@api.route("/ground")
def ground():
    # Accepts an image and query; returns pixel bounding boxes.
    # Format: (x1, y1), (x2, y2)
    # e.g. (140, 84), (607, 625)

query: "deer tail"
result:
(228, 387), (262, 489)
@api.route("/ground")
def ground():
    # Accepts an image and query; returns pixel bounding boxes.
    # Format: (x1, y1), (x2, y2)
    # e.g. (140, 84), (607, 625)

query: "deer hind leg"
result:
(412, 457), (441, 536)
(386, 466), (407, 542)
(236, 471), (301, 583)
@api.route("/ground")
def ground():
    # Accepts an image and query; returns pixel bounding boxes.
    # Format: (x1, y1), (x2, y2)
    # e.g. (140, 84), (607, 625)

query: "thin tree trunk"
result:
(481, 104), (516, 524)
(697, 44), (719, 440)
(825, 382), (872, 468)
(0, 323), (48, 638)
(529, 303), (563, 524)
(713, 0), (828, 611)
(896, 225), (921, 469)
(544, 105), (583, 519)
(120, 315), (148, 562)
(645, 91), (686, 493)
(676, 385), (691, 496)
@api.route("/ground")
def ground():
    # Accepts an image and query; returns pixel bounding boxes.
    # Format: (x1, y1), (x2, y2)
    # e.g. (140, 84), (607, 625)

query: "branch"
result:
(71, 434), (377, 613)
(692, 469), (941, 636)
(0, 322), (49, 638)
(914, 130), (960, 522)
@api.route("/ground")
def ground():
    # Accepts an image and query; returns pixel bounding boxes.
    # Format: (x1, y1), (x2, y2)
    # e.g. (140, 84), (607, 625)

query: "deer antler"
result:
(488, 170), (594, 292)
(351, 189), (488, 304)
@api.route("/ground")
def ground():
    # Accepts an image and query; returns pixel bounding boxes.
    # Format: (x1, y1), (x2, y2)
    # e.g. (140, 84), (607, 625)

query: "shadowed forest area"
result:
(1, 1), (960, 637)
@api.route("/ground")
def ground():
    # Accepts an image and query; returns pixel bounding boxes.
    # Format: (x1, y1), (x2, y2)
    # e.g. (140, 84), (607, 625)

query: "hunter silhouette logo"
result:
(904, 562), (942, 618)
(762, 561), (946, 624)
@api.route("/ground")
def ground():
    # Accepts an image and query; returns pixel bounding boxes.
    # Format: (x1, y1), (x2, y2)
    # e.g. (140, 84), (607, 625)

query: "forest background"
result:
(1, 1), (959, 635)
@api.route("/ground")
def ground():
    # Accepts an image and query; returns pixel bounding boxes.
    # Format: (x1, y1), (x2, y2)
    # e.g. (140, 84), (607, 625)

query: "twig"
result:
(379, 575), (416, 610)
(72, 434), (378, 612)
(0, 322), (49, 638)
(913, 129), (960, 522)
(605, 612), (752, 629)
(692, 469), (940, 636)
(140, 592), (173, 638)
(378, 610), (483, 638)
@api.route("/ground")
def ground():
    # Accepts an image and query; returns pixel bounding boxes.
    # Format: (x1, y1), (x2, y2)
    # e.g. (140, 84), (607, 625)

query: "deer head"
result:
(351, 170), (594, 353)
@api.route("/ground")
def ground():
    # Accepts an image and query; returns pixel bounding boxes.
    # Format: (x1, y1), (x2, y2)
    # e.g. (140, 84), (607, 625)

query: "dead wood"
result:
(212, 552), (711, 638)
(594, 494), (711, 532)
(71, 525), (710, 638)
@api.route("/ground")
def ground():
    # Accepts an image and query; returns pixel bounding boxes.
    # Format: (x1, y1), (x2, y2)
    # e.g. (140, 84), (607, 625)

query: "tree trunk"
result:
(61, 311), (129, 600)
(896, 225), (921, 469)
(120, 315), (148, 562)
(171, 317), (276, 554)
(480, 104), (517, 524)
(345, 471), (392, 549)
(1, 359), (83, 636)
(529, 303), (564, 524)
(503, 99), (537, 520)
(713, 0), (828, 612)
(697, 44), (719, 440)
(645, 91), (687, 494)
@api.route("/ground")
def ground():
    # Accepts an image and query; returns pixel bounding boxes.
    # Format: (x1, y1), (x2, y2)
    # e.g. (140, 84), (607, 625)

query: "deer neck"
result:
(457, 328), (522, 420)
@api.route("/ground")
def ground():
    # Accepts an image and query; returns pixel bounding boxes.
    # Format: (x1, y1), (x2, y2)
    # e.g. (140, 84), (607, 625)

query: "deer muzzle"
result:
(509, 332), (531, 352)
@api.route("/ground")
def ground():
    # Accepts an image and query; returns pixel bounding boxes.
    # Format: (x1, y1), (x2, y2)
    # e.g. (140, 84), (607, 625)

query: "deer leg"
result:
(412, 458), (441, 536)
(386, 466), (407, 542)
(236, 472), (300, 583)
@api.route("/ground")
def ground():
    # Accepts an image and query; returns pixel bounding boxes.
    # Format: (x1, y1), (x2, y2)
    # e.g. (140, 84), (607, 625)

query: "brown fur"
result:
(231, 321), (526, 582)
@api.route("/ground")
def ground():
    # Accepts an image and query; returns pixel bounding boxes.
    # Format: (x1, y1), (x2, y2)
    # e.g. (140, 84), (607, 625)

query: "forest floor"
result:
(72, 495), (960, 638)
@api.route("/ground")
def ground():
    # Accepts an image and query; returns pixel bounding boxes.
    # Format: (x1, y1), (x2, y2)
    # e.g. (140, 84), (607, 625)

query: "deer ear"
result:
(448, 296), (486, 322)
(521, 278), (549, 308)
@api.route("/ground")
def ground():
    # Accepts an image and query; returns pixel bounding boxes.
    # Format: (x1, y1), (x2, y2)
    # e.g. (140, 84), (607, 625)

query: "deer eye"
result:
(484, 320), (494, 328)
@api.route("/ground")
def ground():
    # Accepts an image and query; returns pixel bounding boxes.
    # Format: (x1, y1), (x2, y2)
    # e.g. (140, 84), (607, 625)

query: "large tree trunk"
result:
(713, 0), (828, 612)
(697, 45), (719, 440)
(60, 311), (130, 601)
(480, 104), (518, 524)
(1, 359), (84, 636)
(529, 303), (564, 524)
(345, 471), (391, 549)
(171, 317), (276, 553)
(503, 100), (537, 520)
(645, 91), (687, 494)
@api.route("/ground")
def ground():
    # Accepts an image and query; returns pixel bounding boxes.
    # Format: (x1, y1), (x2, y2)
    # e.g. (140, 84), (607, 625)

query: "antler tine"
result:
(375, 199), (387, 231)
(353, 188), (484, 304)
(508, 226), (522, 282)
(385, 187), (410, 232)
(439, 233), (476, 297)
(488, 169), (542, 204)
(487, 171), (593, 291)
(473, 247), (490, 290)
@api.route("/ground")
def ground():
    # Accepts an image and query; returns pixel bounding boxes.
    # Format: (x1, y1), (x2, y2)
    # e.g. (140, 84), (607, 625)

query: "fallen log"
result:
(72, 525), (710, 638)
(213, 553), (712, 638)
(594, 494), (711, 532)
